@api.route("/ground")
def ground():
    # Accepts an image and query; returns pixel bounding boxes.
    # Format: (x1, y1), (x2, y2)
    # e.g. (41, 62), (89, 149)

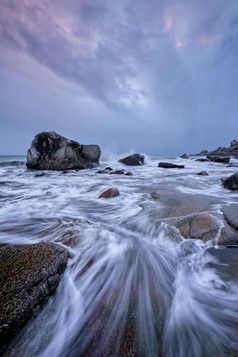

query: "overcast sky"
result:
(0, 0), (238, 155)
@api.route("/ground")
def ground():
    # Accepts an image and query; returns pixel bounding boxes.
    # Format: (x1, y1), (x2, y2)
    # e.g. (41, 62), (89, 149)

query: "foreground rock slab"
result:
(222, 204), (238, 231)
(26, 131), (101, 171)
(0, 242), (69, 349)
(119, 153), (144, 166)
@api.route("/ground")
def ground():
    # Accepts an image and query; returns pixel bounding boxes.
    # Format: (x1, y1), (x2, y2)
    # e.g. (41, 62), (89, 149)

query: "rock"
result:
(109, 170), (125, 175)
(118, 153), (144, 166)
(0, 242), (69, 349)
(222, 172), (238, 190)
(195, 158), (210, 162)
(227, 163), (238, 167)
(61, 170), (69, 174)
(196, 171), (209, 176)
(105, 167), (113, 171)
(98, 188), (120, 198)
(151, 192), (161, 199)
(158, 162), (185, 169)
(207, 156), (230, 164)
(125, 171), (133, 176)
(26, 131), (101, 171)
(34, 173), (46, 177)
(174, 214), (224, 242)
(97, 170), (108, 174)
(222, 205), (238, 231)
(195, 140), (238, 158)
(180, 154), (189, 159)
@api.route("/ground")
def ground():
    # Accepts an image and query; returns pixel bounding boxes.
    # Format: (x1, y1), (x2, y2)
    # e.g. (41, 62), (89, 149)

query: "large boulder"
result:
(222, 172), (238, 190)
(118, 153), (144, 166)
(0, 242), (69, 349)
(26, 131), (101, 170)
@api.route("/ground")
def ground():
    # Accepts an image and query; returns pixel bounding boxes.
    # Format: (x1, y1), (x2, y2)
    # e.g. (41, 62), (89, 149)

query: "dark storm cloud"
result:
(0, 0), (238, 154)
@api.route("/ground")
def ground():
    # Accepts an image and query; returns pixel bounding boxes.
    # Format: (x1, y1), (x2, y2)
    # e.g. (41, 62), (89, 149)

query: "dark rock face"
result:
(118, 153), (144, 166)
(195, 140), (238, 157)
(0, 242), (69, 349)
(222, 205), (238, 231)
(207, 156), (230, 164)
(180, 154), (189, 159)
(158, 162), (185, 169)
(26, 132), (101, 171)
(98, 188), (120, 198)
(195, 158), (209, 162)
(222, 172), (238, 190)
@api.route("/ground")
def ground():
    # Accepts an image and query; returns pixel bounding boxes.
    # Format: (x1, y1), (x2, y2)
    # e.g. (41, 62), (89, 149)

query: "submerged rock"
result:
(158, 162), (185, 169)
(118, 153), (144, 166)
(26, 131), (101, 171)
(125, 171), (133, 176)
(98, 188), (120, 198)
(0, 242), (69, 349)
(109, 170), (125, 175)
(222, 172), (238, 190)
(195, 158), (209, 162)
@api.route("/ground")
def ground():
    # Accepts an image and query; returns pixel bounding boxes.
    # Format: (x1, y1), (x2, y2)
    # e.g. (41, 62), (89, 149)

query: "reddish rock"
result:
(105, 167), (113, 171)
(109, 170), (125, 175)
(98, 188), (120, 198)
(97, 170), (108, 174)
(34, 173), (46, 177)
(61, 170), (69, 174)
(196, 171), (209, 176)
(125, 172), (133, 176)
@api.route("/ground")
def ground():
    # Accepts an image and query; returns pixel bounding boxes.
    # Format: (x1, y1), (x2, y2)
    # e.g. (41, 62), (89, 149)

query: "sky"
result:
(0, 0), (238, 156)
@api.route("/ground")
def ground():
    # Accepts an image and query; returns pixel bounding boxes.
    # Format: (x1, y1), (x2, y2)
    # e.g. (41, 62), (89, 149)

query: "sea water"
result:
(0, 154), (238, 356)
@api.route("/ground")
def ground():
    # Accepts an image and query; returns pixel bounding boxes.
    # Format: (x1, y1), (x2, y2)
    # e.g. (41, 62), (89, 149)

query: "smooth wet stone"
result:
(0, 243), (69, 349)
(97, 170), (108, 174)
(125, 171), (133, 176)
(196, 171), (209, 176)
(158, 162), (185, 169)
(208, 247), (238, 282)
(105, 167), (113, 171)
(195, 158), (210, 162)
(118, 153), (145, 166)
(34, 173), (46, 177)
(222, 172), (238, 190)
(26, 131), (101, 171)
(222, 204), (238, 231)
(98, 188), (120, 198)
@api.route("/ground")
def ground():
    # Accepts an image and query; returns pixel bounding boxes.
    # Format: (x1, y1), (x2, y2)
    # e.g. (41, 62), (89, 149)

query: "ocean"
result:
(0, 154), (238, 356)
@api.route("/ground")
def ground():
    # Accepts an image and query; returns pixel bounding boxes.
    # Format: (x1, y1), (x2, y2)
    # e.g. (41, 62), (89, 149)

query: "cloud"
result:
(1, 0), (238, 154)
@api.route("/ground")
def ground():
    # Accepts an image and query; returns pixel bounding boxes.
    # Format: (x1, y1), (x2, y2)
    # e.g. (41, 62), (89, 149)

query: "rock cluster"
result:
(195, 140), (238, 157)
(26, 131), (101, 171)
(0, 242), (69, 349)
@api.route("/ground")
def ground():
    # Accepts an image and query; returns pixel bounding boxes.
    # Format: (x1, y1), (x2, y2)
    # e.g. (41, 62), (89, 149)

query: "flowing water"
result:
(0, 154), (238, 356)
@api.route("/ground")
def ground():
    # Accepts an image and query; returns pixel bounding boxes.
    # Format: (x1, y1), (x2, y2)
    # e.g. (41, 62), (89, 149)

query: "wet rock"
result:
(196, 171), (209, 176)
(61, 170), (69, 174)
(208, 247), (238, 282)
(227, 163), (238, 167)
(98, 188), (120, 198)
(109, 170), (125, 175)
(222, 205), (238, 231)
(118, 153), (144, 166)
(97, 170), (108, 174)
(125, 171), (133, 176)
(26, 131), (101, 171)
(0, 242), (69, 349)
(195, 158), (210, 162)
(222, 172), (238, 190)
(34, 173), (46, 177)
(151, 192), (161, 199)
(105, 167), (113, 171)
(207, 156), (230, 164)
(158, 162), (185, 169)
(174, 214), (223, 242)
(180, 154), (189, 159)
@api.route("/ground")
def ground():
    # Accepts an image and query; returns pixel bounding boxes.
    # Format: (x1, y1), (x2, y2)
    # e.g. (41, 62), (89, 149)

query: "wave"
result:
(0, 160), (25, 167)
